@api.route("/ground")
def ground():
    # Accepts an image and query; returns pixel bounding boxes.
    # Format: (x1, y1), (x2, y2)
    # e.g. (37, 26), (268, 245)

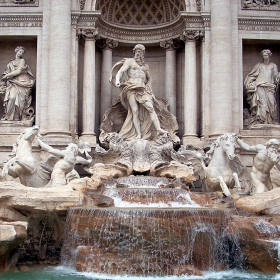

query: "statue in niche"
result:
(0, 46), (35, 122)
(108, 44), (171, 142)
(237, 137), (280, 194)
(37, 138), (92, 188)
(244, 49), (280, 127)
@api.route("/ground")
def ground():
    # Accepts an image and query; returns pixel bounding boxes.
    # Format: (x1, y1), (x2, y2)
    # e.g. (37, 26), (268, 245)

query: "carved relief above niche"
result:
(0, 0), (39, 7)
(242, 0), (280, 10)
(76, 0), (207, 44)
(95, 0), (185, 25)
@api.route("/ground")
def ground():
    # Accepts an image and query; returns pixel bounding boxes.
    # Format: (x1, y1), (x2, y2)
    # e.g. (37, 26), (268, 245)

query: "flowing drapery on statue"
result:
(100, 44), (179, 145)
(0, 46), (35, 121)
(244, 49), (280, 125)
(109, 58), (167, 141)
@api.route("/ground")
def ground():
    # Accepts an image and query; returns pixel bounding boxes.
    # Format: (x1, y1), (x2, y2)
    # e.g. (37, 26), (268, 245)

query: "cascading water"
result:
(60, 178), (242, 277)
(104, 188), (200, 208)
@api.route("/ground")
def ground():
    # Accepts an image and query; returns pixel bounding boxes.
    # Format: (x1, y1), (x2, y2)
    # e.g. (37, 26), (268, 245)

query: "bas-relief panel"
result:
(0, 0), (38, 6)
(241, 0), (280, 10)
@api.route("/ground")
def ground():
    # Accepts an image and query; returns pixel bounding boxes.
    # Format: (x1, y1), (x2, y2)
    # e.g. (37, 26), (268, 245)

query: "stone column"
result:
(37, 0), (51, 134)
(79, 28), (100, 146)
(160, 39), (177, 116)
(47, 0), (72, 141)
(201, 29), (211, 140)
(180, 30), (202, 144)
(210, 0), (233, 137)
(98, 39), (118, 120)
(70, 15), (80, 138)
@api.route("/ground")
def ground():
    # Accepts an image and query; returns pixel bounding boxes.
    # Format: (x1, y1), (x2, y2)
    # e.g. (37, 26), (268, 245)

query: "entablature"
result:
(73, 11), (209, 44)
(0, 12), (42, 28)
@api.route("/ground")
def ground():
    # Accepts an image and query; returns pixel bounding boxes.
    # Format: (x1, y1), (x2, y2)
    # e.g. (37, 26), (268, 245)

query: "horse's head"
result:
(23, 126), (39, 141)
(220, 133), (237, 161)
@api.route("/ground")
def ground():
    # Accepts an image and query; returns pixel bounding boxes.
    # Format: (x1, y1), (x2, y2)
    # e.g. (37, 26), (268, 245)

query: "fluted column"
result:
(160, 39), (177, 116)
(98, 39), (118, 121)
(181, 30), (202, 144)
(79, 28), (100, 146)
(47, 0), (72, 140)
(210, 0), (233, 137)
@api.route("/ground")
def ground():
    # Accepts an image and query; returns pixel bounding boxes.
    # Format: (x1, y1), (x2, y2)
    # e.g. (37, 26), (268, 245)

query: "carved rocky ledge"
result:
(0, 221), (27, 270)
(0, 181), (85, 212)
(225, 215), (280, 273)
(235, 188), (280, 214)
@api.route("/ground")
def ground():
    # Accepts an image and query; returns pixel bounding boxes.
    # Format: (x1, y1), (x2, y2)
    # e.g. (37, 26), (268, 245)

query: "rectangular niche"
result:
(0, 36), (37, 120)
(242, 39), (280, 126)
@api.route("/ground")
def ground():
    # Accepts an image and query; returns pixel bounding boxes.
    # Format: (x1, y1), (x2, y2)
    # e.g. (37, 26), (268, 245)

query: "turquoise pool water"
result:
(0, 266), (279, 280)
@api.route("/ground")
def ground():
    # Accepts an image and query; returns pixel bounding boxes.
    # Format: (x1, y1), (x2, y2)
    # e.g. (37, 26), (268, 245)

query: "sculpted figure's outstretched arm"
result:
(75, 152), (92, 165)
(236, 138), (258, 153)
(38, 139), (65, 158)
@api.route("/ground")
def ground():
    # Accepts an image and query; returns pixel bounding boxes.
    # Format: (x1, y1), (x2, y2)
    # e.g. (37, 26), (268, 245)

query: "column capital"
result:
(97, 38), (118, 51)
(160, 39), (181, 51)
(180, 30), (204, 42)
(77, 28), (100, 41)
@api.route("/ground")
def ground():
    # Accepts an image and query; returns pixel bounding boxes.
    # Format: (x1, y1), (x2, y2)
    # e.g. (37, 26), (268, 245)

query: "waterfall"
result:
(61, 207), (236, 276)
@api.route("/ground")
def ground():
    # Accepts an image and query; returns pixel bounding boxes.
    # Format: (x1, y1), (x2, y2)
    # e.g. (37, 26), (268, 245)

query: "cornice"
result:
(238, 16), (280, 31)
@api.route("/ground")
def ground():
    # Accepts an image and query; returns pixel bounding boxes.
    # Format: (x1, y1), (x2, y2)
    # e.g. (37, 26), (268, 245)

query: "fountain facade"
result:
(1, 0), (280, 278)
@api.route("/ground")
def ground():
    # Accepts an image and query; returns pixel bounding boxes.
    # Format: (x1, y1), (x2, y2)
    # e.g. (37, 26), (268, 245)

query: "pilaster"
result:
(210, 0), (233, 138)
(46, 0), (72, 143)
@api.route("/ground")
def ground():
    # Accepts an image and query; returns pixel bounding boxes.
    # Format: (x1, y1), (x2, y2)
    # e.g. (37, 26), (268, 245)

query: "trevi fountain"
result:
(1, 1), (280, 279)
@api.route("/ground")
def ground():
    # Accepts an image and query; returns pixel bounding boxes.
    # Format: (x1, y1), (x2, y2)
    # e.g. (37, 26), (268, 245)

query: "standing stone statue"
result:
(237, 137), (280, 194)
(244, 49), (280, 125)
(109, 44), (167, 141)
(0, 46), (35, 121)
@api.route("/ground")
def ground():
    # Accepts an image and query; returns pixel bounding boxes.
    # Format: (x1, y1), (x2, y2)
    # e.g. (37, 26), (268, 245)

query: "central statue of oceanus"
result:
(100, 44), (179, 145)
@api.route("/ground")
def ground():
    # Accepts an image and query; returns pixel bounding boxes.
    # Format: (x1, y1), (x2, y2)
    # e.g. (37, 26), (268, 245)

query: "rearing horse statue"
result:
(2, 126), (53, 187)
(199, 133), (243, 197)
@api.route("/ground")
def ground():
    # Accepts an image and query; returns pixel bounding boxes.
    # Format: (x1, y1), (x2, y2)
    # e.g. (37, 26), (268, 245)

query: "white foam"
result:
(104, 189), (201, 208)
(53, 266), (274, 279)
